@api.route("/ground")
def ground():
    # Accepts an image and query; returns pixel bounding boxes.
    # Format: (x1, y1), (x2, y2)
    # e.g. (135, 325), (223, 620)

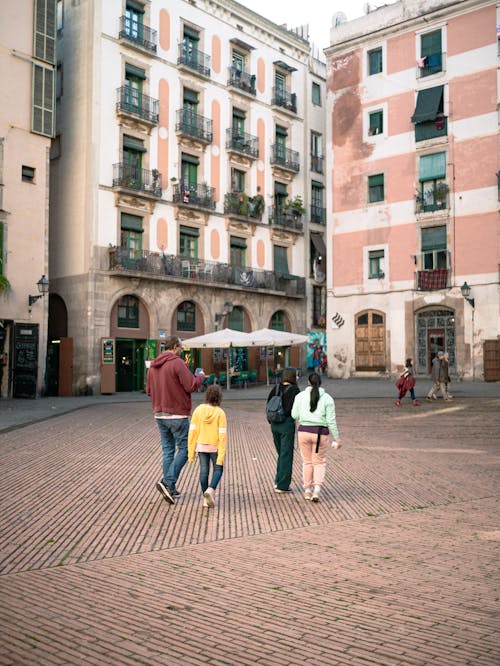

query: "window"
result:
(368, 110), (383, 135)
(311, 183), (324, 223)
(32, 64), (55, 137)
(228, 305), (244, 332)
(56, 63), (63, 99)
(274, 181), (288, 213)
(179, 225), (199, 259)
(312, 82), (321, 105)
(310, 132), (323, 173)
(231, 168), (245, 193)
(181, 88), (199, 133)
(182, 26), (199, 68)
(181, 153), (199, 192)
(273, 245), (289, 275)
(419, 152), (447, 211)
(275, 125), (287, 162)
(232, 108), (245, 137)
(411, 85), (445, 141)
(230, 236), (247, 267)
(274, 71), (286, 99)
(56, 0), (63, 31)
(177, 301), (196, 332)
(312, 286), (326, 327)
(117, 295), (139, 328)
(232, 50), (246, 71)
(120, 213), (143, 255)
(125, 2), (144, 41)
(421, 226), (447, 270)
(368, 174), (384, 203)
(368, 250), (385, 279)
(420, 30), (442, 76)
(368, 48), (382, 75)
(270, 310), (286, 331)
(22, 166), (35, 183)
(124, 64), (145, 111)
(123, 135), (145, 187)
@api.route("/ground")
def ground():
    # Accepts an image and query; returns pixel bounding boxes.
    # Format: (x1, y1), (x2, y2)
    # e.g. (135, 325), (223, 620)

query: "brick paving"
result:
(0, 397), (499, 665)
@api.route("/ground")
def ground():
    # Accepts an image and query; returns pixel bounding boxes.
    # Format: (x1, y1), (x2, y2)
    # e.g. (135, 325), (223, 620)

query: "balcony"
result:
(224, 192), (265, 220)
(108, 247), (305, 297)
(416, 269), (449, 290)
(172, 183), (216, 210)
(416, 52), (446, 78)
(118, 16), (157, 54)
(270, 145), (300, 173)
(415, 185), (449, 213)
(112, 164), (162, 197)
(226, 129), (259, 159)
(227, 66), (256, 96)
(116, 87), (159, 125)
(415, 115), (447, 142)
(178, 44), (211, 78)
(311, 155), (324, 174)
(272, 88), (297, 114)
(310, 205), (326, 225)
(268, 206), (304, 233)
(175, 108), (213, 145)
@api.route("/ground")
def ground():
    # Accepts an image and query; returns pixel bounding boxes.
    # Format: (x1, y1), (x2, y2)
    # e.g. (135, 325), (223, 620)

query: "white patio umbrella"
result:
(250, 328), (309, 385)
(182, 328), (270, 389)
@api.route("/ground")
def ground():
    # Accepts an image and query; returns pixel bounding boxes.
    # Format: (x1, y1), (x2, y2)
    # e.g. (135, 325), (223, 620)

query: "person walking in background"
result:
(266, 368), (300, 494)
(291, 372), (341, 503)
(188, 385), (227, 509)
(395, 358), (420, 407)
(426, 350), (450, 401)
(146, 335), (205, 505)
(442, 352), (453, 400)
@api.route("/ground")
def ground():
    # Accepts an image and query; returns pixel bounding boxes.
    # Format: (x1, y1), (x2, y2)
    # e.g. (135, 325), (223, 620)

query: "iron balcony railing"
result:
(225, 128), (259, 158)
(116, 87), (159, 124)
(112, 164), (162, 196)
(175, 108), (213, 144)
(310, 205), (326, 225)
(271, 88), (297, 113)
(416, 52), (446, 78)
(118, 16), (157, 53)
(268, 206), (304, 232)
(109, 247), (305, 296)
(311, 154), (324, 173)
(415, 188), (449, 213)
(224, 192), (264, 220)
(271, 144), (300, 172)
(178, 43), (211, 77)
(172, 183), (216, 210)
(227, 66), (256, 95)
(415, 116), (448, 142)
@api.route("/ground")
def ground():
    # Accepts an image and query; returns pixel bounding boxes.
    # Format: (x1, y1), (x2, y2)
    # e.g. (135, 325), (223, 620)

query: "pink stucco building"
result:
(324, 0), (499, 380)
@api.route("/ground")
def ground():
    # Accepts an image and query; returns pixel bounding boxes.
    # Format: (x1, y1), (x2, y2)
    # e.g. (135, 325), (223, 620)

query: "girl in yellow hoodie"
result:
(188, 385), (227, 508)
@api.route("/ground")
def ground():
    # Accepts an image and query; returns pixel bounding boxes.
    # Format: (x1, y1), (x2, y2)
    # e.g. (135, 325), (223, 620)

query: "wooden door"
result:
(355, 310), (386, 370)
(484, 340), (500, 382)
(58, 337), (73, 396)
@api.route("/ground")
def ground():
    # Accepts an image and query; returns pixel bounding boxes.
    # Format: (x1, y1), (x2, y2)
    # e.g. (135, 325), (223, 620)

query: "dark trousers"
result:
(271, 417), (296, 491)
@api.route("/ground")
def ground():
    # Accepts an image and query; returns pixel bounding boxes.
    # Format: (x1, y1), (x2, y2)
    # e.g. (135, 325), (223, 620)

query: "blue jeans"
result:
(198, 452), (224, 492)
(155, 418), (190, 486)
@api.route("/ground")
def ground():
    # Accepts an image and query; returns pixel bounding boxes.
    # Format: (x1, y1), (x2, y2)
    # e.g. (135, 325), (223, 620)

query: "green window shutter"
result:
(127, 1), (145, 13)
(232, 108), (246, 119)
(421, 225), (446, 251)
(121, 214), (143, 231)
(183, 88), (199, 103)
(123, 135), (146, 152)
(181, 153), (199, 165)
(411, 86), (443, 124)
(34, 0), (56, 64)
(274, 245), (289, 274)
(368, 174), (384, 187)
(274, 182), (288, 195)
(32, 64), (55, 137)
(312, 82), (321, 105)
(183, 26), (200, 41)
(421, 30), (441, 57)
(125, 64), (146, 79)
(419, 152), (446, 181)
(180, 225), (199, 237)
(230, 236), (247, 248)
(276, 125), (288, 136)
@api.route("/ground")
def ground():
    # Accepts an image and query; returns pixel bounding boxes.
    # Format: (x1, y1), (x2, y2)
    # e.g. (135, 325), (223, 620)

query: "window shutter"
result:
(421, 30), (442, 57)
(274, 182), (288, 195)
(183, 88), (199, 103)
(419, 153), (446, 181)
(368, 174), (384, 187)
(274, 246), (289, 275)
(421, 225), (446, 251)
(230, 236), (247, 248)
(180, 225), (199, 237)
(125, 64), (146, 79)
(121, 214), (143, 231)
(181, 153), (200, 165)
(34, 0), (56, 64)
(32, 64), (54, 137)
(123, 135), (146, 152)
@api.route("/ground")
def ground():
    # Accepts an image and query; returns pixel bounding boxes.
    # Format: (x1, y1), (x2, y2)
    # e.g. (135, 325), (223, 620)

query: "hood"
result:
(150, 351), (178, 369)
(197, 404), (220, 424)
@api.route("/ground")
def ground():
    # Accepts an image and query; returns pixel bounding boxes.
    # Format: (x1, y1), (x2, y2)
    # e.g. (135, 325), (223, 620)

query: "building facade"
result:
(0, 0), (56, 398)
(325, 0), (499, 380)
(50, 0), (326, 394)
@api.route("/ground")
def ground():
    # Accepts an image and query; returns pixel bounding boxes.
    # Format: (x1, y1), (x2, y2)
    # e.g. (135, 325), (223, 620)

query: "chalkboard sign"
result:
(13, 324), (39, 398)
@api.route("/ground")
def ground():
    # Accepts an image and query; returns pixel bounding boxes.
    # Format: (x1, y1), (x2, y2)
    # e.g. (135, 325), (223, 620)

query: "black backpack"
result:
(266, 384), (286, 423)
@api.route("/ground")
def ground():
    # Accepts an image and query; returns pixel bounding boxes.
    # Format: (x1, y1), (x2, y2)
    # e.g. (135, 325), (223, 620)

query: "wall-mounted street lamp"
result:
(460, 281), (475, 308)
(28, 275), (49, 308)
(214, 301), (234, 329)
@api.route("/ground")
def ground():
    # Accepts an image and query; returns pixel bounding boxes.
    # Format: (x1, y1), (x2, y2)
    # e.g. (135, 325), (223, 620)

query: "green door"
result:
(116, 339), (146, 391)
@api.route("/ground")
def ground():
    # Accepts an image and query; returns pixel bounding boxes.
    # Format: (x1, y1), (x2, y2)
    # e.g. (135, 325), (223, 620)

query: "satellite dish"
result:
(332, 11), (347, 26)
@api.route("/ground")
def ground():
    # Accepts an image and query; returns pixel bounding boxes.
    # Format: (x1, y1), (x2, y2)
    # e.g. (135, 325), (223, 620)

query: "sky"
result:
(237, 0), (394, 49)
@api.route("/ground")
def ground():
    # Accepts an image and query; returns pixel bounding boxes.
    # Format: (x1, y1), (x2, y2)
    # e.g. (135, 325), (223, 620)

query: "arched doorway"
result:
(110, 295), (150, 391)
(416, 308), (455, 374)
(46, 294), (73, 396)
(355, 310), (386, 371)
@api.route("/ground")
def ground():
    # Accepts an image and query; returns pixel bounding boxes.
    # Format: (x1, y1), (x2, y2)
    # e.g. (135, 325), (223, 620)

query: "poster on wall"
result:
(307, 332), (327, 374)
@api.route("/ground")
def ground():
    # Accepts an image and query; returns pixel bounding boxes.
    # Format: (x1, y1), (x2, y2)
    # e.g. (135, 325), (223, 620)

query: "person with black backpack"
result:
(266, 368), (300, 494)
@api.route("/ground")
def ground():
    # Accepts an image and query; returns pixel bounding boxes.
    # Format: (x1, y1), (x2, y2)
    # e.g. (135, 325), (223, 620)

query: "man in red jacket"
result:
(146, 335), (205, 504)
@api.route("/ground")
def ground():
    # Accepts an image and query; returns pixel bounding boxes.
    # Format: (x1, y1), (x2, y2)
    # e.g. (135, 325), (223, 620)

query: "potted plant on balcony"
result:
(433, 182), (449, 208)
(249, 186), (265, 219)
(284, 195), (306, 220)
(0, 275), (11, 293)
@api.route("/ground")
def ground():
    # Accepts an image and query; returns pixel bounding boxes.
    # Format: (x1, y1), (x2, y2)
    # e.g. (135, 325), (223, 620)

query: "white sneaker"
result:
(202, 497), (209, 508)
(312, 486), (321, 503)
(204, 487), (215, 508)
(304, 489), (313, 501)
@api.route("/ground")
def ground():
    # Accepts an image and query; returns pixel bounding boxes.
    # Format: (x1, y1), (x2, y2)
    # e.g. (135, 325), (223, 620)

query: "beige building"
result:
(325, 0), (500, 380)
(50, 0), (326, 394)
(0, 1), (56, 398)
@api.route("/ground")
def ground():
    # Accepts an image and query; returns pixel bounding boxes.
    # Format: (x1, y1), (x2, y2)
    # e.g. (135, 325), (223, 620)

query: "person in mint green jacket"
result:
(291, 372), (341, 503)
